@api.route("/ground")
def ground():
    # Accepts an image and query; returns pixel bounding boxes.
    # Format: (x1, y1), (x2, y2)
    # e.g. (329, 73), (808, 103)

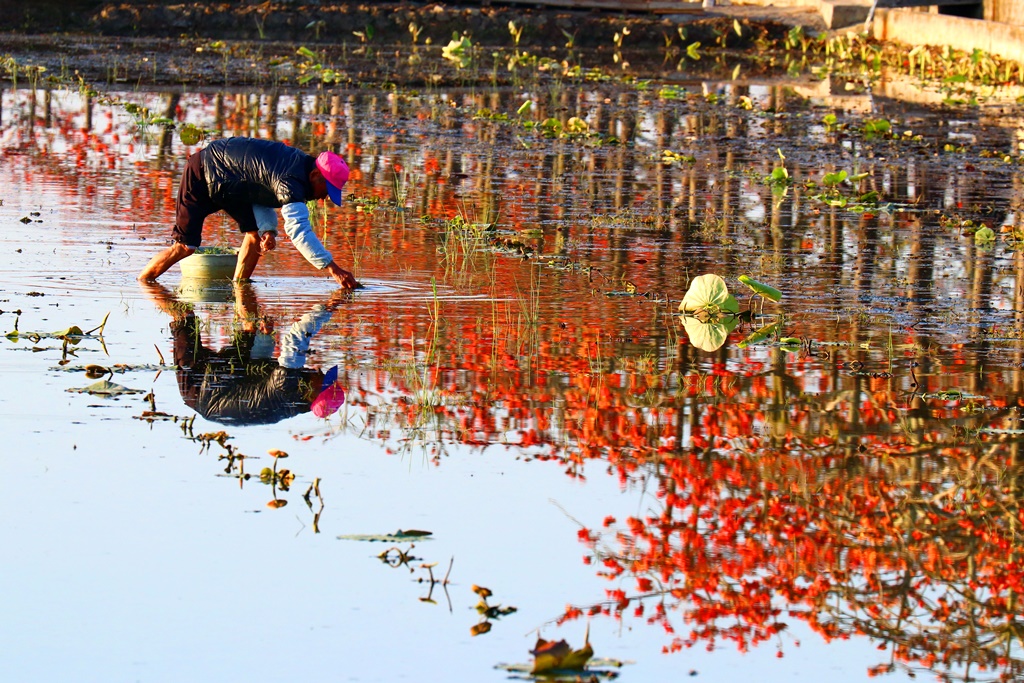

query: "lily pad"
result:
(179, 124), (203, 146)
(337, 529), (433, 542)
(679, 274), (739, 315)
(737, 321), (781, 349)
(496, 658), (624, 680)
(67, 379), (145, 397)
(53, 363), (174, 373)
(682, 315), (738, 352)
(737, 274), (782, 302)
(974, 226), (996, 244)
(50, 325), (86, 340)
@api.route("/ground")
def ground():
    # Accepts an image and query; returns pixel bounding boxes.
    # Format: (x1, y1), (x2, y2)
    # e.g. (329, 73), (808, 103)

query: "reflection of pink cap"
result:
(311, 383), (345, 418)
(316, 151), (350, 207)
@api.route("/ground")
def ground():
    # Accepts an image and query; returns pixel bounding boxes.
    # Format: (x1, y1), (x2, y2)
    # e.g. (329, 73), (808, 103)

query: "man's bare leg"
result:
(138, 243), (195, 281)
(234, 231), (262, 281)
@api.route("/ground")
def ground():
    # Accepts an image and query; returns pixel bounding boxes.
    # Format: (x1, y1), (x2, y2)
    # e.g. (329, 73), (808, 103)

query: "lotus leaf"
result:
(975, 226), (996, 244)
(682, 315), (738, 352)
(679, 274), (739, 315)
(738, 274), (782, 302)
(738, 321), (781, 349)
(337, 529), (432, 542)
(67, 380), (145, 396)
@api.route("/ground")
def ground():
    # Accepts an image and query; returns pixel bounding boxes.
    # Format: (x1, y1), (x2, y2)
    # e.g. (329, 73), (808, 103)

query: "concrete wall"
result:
(989, 0), (1024, 25)
(873, 7), (1024, 61)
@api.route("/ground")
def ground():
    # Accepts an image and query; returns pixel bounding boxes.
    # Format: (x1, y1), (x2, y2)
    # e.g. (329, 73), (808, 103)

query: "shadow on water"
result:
(6, 34), (1024, 682)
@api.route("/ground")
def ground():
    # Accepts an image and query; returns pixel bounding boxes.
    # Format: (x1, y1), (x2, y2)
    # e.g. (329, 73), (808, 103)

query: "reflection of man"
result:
(143, 282), (346, 425)
(137, 136), (359, 289)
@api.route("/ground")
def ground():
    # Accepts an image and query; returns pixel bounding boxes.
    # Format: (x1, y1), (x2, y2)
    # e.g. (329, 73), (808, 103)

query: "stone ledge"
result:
(818, 0), (874, 28)
(871, 7), (1024, 61)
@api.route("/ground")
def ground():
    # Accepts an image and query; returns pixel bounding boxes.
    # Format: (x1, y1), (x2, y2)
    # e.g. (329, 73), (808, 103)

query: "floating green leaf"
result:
(737, 321), (781, 349)
(779, 337), (802, 353)
(67, 379), (145, 396)
(179, 124), (202, 146)
(532, 631), (593, 674)
(822, 170), (848, 187)
(737, 275), (782, 302)
(975, 226), (996, 244)
(442, 33), (472, 68)
(337, 529), (433, 542)
(50, 325), (85, 341)
(864, 118), (891, 137)
(681, 315), (738, 352)
(679, 274), (739, 315)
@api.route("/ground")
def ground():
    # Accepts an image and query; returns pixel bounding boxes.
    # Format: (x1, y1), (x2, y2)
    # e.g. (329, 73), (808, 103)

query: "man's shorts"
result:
(173, 149), (262, 247)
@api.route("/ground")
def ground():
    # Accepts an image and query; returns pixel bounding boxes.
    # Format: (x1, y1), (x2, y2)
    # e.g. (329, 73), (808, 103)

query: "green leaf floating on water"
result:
(67, 379), (146, 397)
(737, 321), (781, 349)
(496, 660), (623, 679)
(179, 124), (202, 146)
(337, 529), (433, 542)
(678, 274), (741, 352)
(737, 275), (782, 302)
(779, 337), (802, 352)
(682, 315), (738, 352)
(679, 274), (739, 314)
(50, 325), (85, 340)
(7, 312), (109, 344)
(974, 226), (996, 244)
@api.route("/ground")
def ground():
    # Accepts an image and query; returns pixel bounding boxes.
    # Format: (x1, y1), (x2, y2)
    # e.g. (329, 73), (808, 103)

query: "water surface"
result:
(3, 55), (1024, 682)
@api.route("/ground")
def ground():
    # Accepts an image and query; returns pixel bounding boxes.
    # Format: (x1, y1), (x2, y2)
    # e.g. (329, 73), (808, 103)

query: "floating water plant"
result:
(679, 274), (739, 318)
(863, 118), (892, 139)
(338, 529), (433, 542)
(737, 320), (782, 349)
(442, 33), (472, 69)
(763, 149), (792, 194)
(737, 275), (782, 303)
(679, 274), (740, 352)
(179, 124), (202, 146)
(974, 226), (996, 244)
(496, 625), (624, 680)
(531, 629), (593, 674)
(472, 583), (517, 636)
(6, 312), (110, 344)
(67, 379), (145, 397)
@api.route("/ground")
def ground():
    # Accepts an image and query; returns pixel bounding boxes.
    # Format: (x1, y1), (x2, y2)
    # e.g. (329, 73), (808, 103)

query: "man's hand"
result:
(259, 232), (277, 254)
(325, 261), (360, 290)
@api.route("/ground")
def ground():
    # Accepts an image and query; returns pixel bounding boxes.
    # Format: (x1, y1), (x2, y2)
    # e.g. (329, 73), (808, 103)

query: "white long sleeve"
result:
(277, 304), (334, 369)
(281, 202), (334, 269)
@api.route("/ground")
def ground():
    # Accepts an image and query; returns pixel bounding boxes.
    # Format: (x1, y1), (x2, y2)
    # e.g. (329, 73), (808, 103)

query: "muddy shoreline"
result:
(3, 1), (824, 48)
(0, 3), (826, 88)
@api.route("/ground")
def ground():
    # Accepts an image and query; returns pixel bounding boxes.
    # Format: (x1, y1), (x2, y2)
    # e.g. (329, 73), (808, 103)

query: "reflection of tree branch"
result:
(559, 433), (1024, 681)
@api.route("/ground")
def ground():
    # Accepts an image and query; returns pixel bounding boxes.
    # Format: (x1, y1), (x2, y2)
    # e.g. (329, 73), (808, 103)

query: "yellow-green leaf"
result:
(179, 125), (202, 146)
(737, 321), (781, 349)
(737, 275), (782, 302)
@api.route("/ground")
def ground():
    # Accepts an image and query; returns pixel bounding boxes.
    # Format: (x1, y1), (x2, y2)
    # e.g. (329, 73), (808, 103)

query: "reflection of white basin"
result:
(176, 277), (235, 304)
(179, 247), (238, 280)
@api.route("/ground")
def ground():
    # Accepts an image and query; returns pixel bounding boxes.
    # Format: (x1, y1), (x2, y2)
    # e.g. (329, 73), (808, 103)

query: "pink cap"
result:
(316, 151), (350, 206)
(311, 383), (345, 418)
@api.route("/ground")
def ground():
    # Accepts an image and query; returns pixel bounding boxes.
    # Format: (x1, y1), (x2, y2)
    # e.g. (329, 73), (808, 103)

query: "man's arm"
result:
(280, 202), (360, 289)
